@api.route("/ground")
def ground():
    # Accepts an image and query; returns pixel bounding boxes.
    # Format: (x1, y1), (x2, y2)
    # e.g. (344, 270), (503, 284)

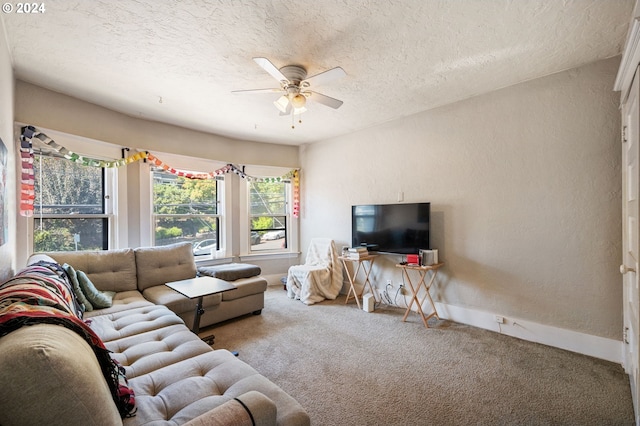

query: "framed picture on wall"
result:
(0, 138), (7, 246)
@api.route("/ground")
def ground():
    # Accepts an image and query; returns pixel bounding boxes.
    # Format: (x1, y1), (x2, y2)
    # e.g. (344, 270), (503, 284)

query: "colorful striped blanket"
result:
(0, 261), (136, 419)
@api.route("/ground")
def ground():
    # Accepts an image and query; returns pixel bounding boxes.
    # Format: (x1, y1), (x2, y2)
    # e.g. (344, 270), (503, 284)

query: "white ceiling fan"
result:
(233, 57), (346, 116)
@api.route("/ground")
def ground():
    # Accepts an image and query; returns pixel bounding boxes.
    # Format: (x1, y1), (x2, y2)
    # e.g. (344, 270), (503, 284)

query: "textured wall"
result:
(0, 18), (16, 281)
(299, 57), (622, 339)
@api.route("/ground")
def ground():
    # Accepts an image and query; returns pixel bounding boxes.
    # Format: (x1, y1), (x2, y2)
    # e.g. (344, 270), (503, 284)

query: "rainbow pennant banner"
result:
(19, 126), (301, 218)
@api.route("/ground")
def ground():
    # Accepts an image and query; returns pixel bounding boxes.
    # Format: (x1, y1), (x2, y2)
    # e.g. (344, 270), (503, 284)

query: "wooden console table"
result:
(395, 262), (444, 328)
(339, 254), (378, 309)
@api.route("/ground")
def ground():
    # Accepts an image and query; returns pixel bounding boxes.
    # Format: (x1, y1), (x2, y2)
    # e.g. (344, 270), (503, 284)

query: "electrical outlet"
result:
(495, 315), (505, 324)
(386, 279), (392, 286)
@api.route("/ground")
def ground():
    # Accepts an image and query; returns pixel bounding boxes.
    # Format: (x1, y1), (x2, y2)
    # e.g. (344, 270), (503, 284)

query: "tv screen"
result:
(352, 202), (430, 255)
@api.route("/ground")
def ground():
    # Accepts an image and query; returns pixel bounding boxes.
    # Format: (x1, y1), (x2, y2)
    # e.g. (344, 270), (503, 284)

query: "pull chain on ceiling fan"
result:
(233, 57), (346, 127)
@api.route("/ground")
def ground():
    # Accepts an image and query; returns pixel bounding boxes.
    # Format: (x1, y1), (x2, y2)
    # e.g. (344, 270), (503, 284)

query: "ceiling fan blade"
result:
(232, 88), (283, 94)
(307, 91), (344, 109)
(253, 57), (288, 83)
(303, 67), (346, 87)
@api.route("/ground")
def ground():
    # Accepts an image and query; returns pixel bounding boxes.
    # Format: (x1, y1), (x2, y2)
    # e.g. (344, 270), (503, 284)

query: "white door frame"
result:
(621, 66), (640, 425)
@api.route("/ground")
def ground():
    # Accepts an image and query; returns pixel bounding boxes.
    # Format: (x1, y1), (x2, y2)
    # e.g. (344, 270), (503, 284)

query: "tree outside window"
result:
(33, 154), (108, 252)
(152, 169), (221, 256)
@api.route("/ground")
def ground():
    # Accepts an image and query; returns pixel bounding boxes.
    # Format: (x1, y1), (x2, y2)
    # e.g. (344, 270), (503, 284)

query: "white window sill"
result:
(239, 252), (300, 262)
(194, 252), (300, 266)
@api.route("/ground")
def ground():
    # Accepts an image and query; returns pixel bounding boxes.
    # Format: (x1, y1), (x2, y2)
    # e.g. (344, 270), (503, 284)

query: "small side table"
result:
(340, 254), (378, 309)
(166, 276), (236, 345)
(395, 262), (444, 328)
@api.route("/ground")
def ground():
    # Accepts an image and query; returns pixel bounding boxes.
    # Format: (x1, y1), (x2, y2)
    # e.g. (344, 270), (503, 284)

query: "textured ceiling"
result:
(1, 0), (635, 145)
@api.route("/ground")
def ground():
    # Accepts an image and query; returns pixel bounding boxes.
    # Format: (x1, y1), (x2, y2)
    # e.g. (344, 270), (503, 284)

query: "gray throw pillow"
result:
(76, 270), (114, 309)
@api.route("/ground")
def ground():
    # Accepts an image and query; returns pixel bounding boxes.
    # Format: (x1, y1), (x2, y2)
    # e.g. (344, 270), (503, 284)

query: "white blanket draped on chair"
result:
(286, 238), (343, 305)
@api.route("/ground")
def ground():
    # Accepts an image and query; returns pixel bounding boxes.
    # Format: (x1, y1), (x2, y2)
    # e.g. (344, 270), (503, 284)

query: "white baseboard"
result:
(435, 302), (623, 364)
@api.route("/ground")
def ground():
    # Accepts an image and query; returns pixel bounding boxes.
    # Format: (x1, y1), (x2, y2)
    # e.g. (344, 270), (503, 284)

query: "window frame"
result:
(151, 168), (223, 257)
(28, 150), (117, 253)
(240, 177), (299, 257)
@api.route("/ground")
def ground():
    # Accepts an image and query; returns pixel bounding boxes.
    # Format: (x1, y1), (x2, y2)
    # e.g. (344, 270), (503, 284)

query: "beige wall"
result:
(0, 17), (16, 281)
(299, 57), (622, 341)
(15, 81), (299, 169)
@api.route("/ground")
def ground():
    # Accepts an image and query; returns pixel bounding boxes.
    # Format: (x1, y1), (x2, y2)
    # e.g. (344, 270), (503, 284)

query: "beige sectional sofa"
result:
(51, 242), (269, 331)
(0, 243), (309, 426)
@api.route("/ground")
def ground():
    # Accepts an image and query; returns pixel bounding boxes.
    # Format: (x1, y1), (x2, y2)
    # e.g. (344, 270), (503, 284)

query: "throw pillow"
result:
(76, 270), (114, 309)
(63, 263), (92, 312)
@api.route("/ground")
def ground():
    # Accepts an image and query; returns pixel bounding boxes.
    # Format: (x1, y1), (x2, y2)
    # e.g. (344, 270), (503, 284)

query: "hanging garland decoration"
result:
(19, 128), (35, 217)
(146, 153), (214, 180)
(293, 170), (300, 218)
(202, 165), (301, 218)
(24, 127), (146, 168)
(208, 165), (300, 217)
(19, 126), (301, 218)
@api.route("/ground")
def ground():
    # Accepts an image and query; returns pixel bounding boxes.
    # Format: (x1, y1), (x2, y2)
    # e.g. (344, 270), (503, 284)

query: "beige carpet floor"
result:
(203, 286), (635, 425)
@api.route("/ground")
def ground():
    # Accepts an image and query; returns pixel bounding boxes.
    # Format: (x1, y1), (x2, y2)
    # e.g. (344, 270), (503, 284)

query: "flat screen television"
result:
(351, 202), (430, 255)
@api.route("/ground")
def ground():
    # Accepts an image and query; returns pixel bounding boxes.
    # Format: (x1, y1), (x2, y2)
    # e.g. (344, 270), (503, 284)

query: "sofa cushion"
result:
(104, 324), (212, 379)
(135, 243), (197, 291)
(222, 276), (268, 302)
(84, 290), (154, 318)
(88, 304), (186, 343)
(198, 263), (261, 281)
(0, 324), (123, 426)
(42, 248), (138, 293)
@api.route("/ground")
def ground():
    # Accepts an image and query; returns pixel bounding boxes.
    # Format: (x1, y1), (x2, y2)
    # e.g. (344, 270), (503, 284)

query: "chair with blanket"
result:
(286, 238), (343, 305)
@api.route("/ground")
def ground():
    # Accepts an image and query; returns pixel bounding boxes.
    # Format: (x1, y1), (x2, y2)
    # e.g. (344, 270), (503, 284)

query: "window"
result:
(249, 180), (288, 252)
(152, 168), (222, 257)
(33, 153), (110, 251)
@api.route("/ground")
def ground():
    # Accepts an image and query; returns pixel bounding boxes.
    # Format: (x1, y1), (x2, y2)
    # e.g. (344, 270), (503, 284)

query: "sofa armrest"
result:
(183, 391), (277, 426)
(0, 324), (122, 426)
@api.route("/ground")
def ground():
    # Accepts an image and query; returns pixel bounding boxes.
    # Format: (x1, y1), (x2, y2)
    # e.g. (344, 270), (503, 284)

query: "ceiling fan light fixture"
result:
(291, 93), (306, 108)
(274, 95), (289, 113)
